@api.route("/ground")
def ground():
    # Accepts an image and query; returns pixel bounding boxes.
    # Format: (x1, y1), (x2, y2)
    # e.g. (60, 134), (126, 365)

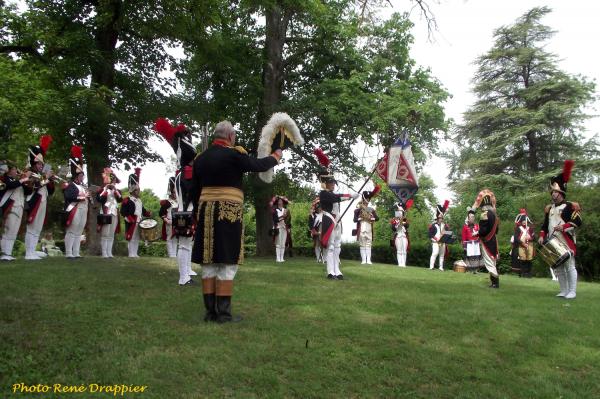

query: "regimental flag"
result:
(376, 136), (419, 203)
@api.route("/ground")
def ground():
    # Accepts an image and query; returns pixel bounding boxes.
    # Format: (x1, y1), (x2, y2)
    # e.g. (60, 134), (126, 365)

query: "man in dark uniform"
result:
(472, 190), (500, 288)
(538, 160), (582, 299)
(192, 120), (281, 323)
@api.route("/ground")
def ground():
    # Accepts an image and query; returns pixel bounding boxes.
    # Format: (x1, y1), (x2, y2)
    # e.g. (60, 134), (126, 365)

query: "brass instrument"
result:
(359, 206), (374, 222)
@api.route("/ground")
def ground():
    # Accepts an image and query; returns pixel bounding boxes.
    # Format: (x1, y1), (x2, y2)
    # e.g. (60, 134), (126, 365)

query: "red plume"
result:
(134, 167), (141, 177)
(562, 160), (575, 183)
(175, 123), (188, 133)
(39, 135), (53, 155)
(442, 200), (450, 212)
(313, 148), (330, 168)
(70, 145), (83, 159)
(154, 118), (176, 144)
(519, 208), (527, 215)
(371, 185), (381, 198)
(406, 199), (414, 210)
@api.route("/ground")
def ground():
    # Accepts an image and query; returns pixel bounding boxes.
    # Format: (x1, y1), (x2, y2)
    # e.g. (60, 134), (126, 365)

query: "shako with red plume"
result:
(550, 159), (575, 195)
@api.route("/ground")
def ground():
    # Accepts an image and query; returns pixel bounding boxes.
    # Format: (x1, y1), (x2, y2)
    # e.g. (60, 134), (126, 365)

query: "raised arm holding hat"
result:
(191, 120), (281, 323)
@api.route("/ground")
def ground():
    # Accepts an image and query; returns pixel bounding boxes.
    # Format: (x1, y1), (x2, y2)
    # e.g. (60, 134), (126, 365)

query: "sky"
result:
(109, 0), (600, 240)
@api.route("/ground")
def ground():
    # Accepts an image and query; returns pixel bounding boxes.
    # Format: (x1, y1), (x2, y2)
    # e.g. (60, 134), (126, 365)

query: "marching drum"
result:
(138, 218), (160, 241)
(538, 236), (572, 269)
(440, 231), (456, 244)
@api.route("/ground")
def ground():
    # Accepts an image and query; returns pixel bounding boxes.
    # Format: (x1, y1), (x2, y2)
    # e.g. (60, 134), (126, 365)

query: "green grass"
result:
(1, 256), (599, 398)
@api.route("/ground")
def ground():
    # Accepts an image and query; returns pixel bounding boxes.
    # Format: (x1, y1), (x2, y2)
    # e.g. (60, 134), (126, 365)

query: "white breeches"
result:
(64, 204), (87, 257)
(1, 205), (23, 256)
(395, 235), (408, 267)
(275, 227), (287, 248)
(326, 224), (343, 276)
(430, 242), (445, 269)
(128, 225), (140, 257)
(177, 236), (194, 284)
(202, 264), (238, 281)
(100, 214), (118, 258)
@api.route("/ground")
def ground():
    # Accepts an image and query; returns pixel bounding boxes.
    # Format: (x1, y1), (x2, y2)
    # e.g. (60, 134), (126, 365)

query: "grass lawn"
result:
(1, 256), (599, 398)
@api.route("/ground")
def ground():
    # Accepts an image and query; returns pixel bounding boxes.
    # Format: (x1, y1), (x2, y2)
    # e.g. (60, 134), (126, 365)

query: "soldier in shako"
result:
(511, 209), (535, 278)
(538, 160), (582, 299)
(24, 135), (55, 260)
(120, 168), (150, 258)
(96, 167), (122, 258)
(63, 146), (90, 259)
(315, 148), (359, 280)
(1, 161), (32, 261)
(159, 177), (178, 258)
(353, 186), (380, 265)
(271, 195), (292, 263)
(428, 200), (450, 271)
(391, 200), (412, 267)
(155, 119), (198, 285)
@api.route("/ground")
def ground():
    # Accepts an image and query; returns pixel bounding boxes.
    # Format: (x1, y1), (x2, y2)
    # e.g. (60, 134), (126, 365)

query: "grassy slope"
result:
(1, 256), (599, 398)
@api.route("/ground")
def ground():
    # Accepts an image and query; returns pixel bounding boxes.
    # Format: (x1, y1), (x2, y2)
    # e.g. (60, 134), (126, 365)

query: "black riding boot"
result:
(216, 296), (242, 323)
(203, 294), (217, 322)
(489, 275), (499, 288)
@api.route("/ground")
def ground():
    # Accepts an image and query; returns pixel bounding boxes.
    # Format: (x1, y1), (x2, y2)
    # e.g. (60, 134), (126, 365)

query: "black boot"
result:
(216, 296), (243, 323)
(489, 275), (499, 288)
(203, 294), (217, 322)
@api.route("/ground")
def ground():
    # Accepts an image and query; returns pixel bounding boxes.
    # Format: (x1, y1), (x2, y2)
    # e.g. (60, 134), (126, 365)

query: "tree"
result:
(0, 0), (219, 253)
(447, 6), (598, 193)
(181, 1), (449, 254)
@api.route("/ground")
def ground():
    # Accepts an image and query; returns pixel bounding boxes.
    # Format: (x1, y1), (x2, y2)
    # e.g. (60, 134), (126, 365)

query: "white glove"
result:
(351, 192), (360, 199)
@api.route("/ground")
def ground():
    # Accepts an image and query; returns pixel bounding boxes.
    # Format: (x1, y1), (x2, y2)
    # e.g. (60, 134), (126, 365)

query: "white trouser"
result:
(326, 224), (343, 276)
(275, 227), (287, 262)
(481, 246), (498, 277)
(25, 199), (47, 259)
(100, 214), (118, 258)
(201, 264), (238, 281)
(166, 227), (177, 257)
(128, 225), (140, 257)
(358, 227), (373, 264)
(1, 205), (24, 258)
(64, 204), (87, 257)
(430, 242), (445, 270)
(177, 236), (194, 284)
(314, 244), (323, 262)
(555, 257), (577, 299)
(395, 235), (408, 267)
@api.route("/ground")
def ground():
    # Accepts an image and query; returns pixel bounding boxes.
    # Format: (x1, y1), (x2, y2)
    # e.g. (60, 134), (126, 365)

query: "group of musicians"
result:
(1, 129), (583, 301)
(0, 138), (153, 262)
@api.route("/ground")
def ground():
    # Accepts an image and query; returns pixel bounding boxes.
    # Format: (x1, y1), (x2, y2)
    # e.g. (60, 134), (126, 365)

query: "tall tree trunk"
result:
(253, 3), (290, 256)
(84, 0), (123, 256)
(526, 130), (539, 172)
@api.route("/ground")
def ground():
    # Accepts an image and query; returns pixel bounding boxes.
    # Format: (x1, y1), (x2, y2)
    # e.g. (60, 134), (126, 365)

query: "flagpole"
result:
(338, 164), (379, 222)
